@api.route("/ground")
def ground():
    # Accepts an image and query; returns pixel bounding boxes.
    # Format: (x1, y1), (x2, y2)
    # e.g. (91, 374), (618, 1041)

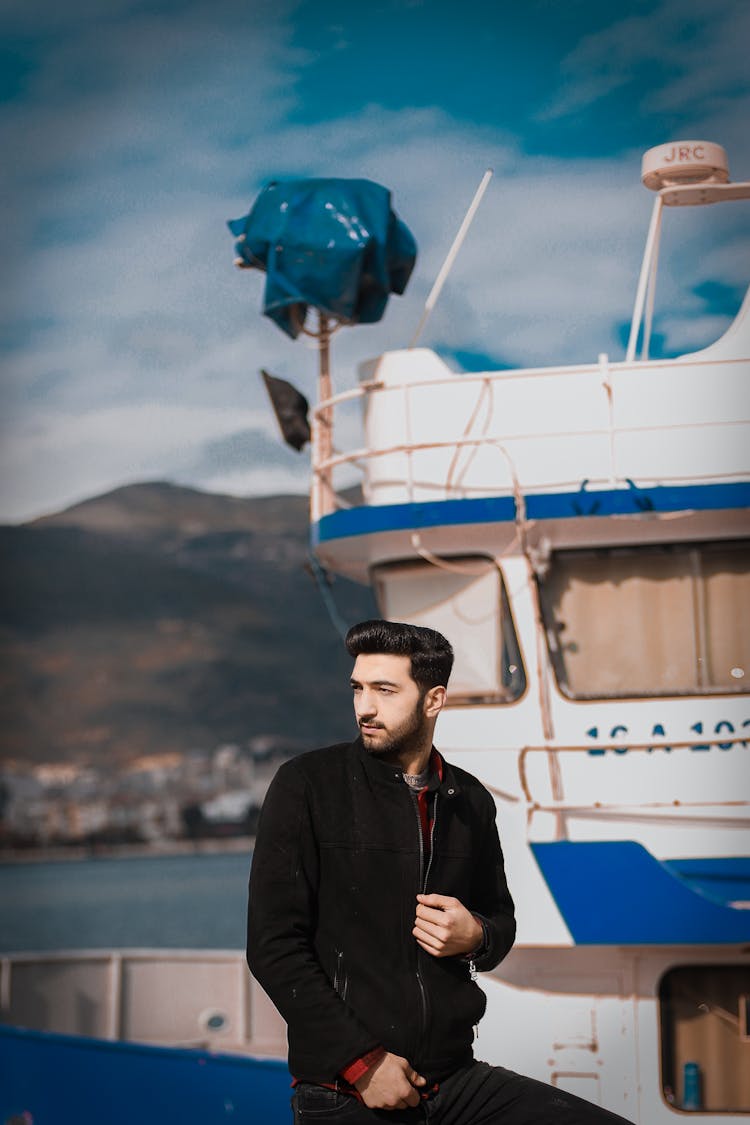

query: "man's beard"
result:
(359, 702), (428, 758)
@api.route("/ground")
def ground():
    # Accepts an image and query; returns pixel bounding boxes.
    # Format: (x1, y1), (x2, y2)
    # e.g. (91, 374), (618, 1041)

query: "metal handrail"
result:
(312, 428), (748, 516)
(310, 355), (749, 517)
(527, 804), (750, 828)
(518, 736), (750, 808)
(315, 352), (749, 408)
(312, 417), (748, 473)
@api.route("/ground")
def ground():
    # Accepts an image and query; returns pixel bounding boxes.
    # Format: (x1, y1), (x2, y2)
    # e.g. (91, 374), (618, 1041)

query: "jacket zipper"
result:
(333, 949), (348, 1002)
(413, 791), (439, 1059)
(422, 797), (438, 893)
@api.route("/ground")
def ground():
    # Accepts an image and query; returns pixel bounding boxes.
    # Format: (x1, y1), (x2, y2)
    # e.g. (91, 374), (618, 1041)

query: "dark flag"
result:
(260, 370), (311, 451)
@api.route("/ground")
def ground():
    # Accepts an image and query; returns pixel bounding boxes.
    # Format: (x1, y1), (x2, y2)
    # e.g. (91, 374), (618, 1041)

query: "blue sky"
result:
(1, 0), (748, 521)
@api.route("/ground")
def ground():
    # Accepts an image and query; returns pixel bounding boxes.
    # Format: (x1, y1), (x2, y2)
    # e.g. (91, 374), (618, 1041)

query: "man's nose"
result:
(356, 690), (377, 719)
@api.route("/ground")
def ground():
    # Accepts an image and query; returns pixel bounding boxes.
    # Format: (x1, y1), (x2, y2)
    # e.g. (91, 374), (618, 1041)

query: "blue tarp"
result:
(228, 178), (417, 338)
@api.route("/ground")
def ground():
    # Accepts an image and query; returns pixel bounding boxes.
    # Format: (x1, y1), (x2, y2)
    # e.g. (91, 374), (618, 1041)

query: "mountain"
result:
(31, 481), (313, 542)
(0, 483), (376, 763)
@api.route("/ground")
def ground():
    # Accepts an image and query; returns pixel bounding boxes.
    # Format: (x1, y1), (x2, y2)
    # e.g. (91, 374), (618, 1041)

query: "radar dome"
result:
(642, 141), (729, 190)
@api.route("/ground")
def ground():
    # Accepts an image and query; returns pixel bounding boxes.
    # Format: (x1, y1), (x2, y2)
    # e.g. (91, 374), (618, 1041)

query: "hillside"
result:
(0, 483), (376, 763)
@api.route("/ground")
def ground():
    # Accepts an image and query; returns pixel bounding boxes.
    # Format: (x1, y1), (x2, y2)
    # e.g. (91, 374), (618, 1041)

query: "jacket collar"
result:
(353, 736), (461, 798)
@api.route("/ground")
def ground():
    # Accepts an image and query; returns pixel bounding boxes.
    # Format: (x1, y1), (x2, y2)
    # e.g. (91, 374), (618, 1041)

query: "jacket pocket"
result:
(424, 956), (487, 1044)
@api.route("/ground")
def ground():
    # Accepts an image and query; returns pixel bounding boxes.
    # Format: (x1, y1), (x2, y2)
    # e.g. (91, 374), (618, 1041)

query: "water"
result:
(0, 851), (253, 952)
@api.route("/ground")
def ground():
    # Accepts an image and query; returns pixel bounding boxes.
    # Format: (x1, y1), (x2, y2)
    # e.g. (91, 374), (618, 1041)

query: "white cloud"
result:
(0, 403), (285, 521)
(539, 0), (750, 155)
(187, 464), (312, 499)
(1, 0), (747, 522)
(656, 313), (739, 355)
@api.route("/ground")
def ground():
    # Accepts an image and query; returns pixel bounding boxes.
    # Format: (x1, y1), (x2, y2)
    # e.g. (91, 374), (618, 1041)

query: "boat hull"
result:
(0, 1024), (291, 1125)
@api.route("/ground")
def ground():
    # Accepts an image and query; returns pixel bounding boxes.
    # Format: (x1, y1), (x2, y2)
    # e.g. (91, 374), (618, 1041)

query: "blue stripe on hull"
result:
(314, 481), (750, 544)
(531, 841), (750, 945)
(664, 856), (750, 907)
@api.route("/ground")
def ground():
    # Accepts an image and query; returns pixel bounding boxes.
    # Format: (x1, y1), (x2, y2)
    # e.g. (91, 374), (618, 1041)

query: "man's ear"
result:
(423, 685), (447, 718)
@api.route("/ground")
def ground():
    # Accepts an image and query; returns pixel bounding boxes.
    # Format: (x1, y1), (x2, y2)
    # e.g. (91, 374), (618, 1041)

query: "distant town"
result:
(0, 738), (298, 856)
(0, 482), (370, 859)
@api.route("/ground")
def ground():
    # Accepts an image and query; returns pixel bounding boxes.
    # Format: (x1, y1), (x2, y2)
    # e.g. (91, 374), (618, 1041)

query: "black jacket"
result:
(246, 738), (516, 1084)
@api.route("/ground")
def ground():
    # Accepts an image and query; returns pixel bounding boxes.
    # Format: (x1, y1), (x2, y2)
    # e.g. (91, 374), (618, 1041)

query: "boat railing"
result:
(0, 948), (286, 1057)
(310, 353), (749, 521)
(514, 736), (750, 842)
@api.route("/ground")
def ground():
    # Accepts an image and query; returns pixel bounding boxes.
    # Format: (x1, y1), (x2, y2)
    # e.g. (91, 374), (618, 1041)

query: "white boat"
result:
(1, 140), (748, 1123)
(306, 139), (749, 1122)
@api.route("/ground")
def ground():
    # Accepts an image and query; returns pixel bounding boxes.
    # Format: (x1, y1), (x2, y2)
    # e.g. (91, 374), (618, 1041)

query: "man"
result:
(248, 620), (633, 1124)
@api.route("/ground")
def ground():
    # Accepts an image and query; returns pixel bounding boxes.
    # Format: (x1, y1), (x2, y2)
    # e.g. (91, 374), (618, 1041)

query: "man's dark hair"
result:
(345, 619), (454, 690)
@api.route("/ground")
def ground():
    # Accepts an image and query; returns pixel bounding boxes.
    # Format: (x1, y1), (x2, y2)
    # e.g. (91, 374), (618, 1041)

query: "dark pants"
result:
(292, 1062), (635, 1124)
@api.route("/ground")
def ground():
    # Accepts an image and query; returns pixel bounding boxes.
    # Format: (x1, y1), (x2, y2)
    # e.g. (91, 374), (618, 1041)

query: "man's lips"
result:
(360, 723), (384, 732)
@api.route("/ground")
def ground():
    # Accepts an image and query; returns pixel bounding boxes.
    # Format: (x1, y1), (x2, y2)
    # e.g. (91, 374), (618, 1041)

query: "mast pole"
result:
(317, 311), (333, 464)
(626, 194), (663, 363)
(409, 169), (493, 348)
(313, 311), (335, 519)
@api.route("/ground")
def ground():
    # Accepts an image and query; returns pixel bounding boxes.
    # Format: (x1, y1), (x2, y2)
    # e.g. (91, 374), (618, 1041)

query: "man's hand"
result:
(413, 893), (483, 958)
(354, 1051), (426, 1109)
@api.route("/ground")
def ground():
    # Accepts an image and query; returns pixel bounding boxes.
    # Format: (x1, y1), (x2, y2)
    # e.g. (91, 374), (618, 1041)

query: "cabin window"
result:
(538, 541), (749, 698)
(372, 557), (525, 702)
(659, 965), (750, 1113)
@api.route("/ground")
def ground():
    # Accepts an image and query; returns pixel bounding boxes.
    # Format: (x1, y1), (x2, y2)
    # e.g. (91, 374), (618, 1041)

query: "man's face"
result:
(350, 652), (429, 757)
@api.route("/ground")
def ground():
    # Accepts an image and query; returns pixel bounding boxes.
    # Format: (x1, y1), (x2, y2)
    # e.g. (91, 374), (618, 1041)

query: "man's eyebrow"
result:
(350, 678), (401, 689)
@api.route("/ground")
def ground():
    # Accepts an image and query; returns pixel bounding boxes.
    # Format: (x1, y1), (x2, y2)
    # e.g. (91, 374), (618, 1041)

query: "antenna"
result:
(409, 169), (493, 348)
